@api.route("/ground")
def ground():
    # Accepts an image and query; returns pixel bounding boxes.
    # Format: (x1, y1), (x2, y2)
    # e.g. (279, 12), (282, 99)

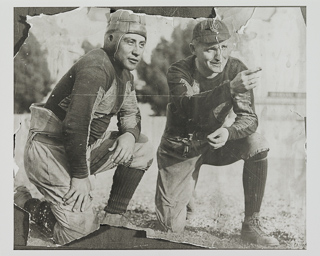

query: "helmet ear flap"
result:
(103, 32), (116, 52)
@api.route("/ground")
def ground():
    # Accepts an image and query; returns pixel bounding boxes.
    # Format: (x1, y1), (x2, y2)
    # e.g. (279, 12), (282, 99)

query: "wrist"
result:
(225, 127), (235, 141)
(222, 127), (230, 140)
(228, 81), (236, 96)
(122, 128), (139, 142)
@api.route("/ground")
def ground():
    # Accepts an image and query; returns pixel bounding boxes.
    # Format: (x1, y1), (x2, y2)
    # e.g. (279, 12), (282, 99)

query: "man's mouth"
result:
(210, 62), (221, 66)
(128, 58), (139, 64)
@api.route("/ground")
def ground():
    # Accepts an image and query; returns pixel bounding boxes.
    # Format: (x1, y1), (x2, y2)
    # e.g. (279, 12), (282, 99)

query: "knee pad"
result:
(248, 151), (268, 162)
(132, 140), (154, 171)
(120, 156), (153, 171)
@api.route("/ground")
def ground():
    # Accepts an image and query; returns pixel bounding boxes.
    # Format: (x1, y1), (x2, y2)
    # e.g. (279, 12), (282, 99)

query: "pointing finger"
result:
(246, 67), (262, 75)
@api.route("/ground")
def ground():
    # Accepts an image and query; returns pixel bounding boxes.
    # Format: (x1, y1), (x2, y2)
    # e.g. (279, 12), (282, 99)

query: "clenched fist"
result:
(207, 128), (229, 150)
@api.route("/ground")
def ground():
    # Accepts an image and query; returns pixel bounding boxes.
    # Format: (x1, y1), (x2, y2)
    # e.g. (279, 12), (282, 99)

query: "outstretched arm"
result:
(167, 62), (259, 135)
(225, 69), (261, 140)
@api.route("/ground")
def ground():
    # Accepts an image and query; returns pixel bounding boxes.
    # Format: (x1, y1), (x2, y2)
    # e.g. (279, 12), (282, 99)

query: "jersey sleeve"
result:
(224, 59), (258, 140)
(225, 90), (258, 140)
(62, 63), (108, 179)
(117, 79), (141, 141)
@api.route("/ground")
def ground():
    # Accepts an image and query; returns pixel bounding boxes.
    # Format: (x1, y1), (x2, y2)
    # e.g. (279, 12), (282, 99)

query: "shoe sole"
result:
(241, 235), (279, 246)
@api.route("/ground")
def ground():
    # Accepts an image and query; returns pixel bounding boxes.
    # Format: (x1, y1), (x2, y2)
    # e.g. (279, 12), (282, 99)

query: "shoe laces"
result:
(248, 216), (266, 237)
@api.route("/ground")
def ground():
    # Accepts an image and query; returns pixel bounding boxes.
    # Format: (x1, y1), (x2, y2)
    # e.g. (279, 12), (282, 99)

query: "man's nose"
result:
(214, 48), (222, 60)
(132, 44), (142, 56)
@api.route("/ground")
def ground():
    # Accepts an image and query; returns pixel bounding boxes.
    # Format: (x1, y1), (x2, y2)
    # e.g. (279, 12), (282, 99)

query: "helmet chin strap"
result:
(113, 33), (125, 61)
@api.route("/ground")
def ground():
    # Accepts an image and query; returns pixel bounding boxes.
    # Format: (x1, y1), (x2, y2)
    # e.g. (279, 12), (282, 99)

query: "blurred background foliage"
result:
(14, 22), (196, 116)
(14, 34), (102, 114)
(136, 22), (195, 116)
(14, 32), (53, 114)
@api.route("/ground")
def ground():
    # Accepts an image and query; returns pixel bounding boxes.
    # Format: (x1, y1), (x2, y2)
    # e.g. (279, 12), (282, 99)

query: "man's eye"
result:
(125, 39), (135, 45)
(139, 43), (145, 48)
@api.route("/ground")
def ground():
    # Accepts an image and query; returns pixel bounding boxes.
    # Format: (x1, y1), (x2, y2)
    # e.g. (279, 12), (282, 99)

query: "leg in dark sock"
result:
(243, 151), (268, 217)
(104, 165), (145, 214)
(241, 151), (279, 246)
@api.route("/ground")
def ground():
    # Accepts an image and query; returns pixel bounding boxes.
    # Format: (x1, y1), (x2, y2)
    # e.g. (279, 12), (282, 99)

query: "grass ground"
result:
(13, 107), (306, 249)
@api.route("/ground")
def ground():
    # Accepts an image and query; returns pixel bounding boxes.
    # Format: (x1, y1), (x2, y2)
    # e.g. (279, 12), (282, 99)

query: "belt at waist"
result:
(33, 133), (64, 145)
(163, 131), (209, 141)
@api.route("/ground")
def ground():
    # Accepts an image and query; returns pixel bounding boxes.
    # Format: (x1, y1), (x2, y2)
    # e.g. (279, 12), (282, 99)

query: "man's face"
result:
(191, 39), (231, 76)
(115, 34), (146, 71)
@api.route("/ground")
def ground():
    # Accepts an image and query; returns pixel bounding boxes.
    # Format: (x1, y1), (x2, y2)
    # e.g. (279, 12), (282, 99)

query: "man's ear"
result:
(189, 43), (196, 55)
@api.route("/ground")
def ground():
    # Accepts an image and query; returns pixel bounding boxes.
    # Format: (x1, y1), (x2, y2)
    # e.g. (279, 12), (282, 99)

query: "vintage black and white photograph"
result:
(12, 5), (309, 250)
